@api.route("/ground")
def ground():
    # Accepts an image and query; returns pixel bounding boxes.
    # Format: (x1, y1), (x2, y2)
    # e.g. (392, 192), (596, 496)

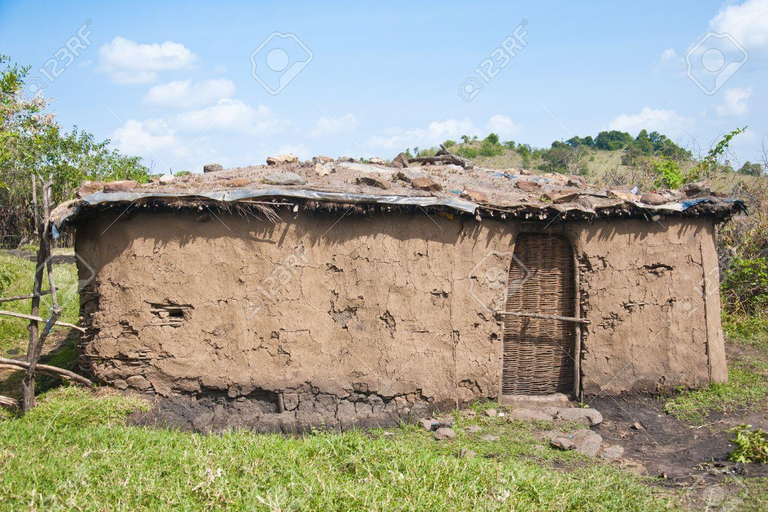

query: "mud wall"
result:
(75, 211), (515, 430)
(74, 211), (724, 430)
(565, 217), (726, 395)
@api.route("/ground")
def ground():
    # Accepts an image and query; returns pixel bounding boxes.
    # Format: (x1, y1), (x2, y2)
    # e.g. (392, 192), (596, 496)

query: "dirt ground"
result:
(586, 339), (767, 509)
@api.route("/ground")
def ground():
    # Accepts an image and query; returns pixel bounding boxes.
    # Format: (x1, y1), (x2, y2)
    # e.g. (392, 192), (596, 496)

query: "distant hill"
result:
(403, 129), (766, 195)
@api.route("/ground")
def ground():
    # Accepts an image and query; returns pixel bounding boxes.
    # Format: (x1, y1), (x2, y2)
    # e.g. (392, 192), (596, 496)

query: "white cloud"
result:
(99, 37), (196, 84)
(715, 87), (753, 116)
(173, 99), (290, 135)
(366, 116), (521, 151)
(277, 143), (311, 160)
(142, 79), (236, 108)
(366, 118), (477, 149)
(485, 115), (521, 140)
(111, 119), (180, 155)
(608, 108), (693, 138)
(710, 0), (768, 50)
(308, 114), (358, 138)
(654, 48), (684, 73)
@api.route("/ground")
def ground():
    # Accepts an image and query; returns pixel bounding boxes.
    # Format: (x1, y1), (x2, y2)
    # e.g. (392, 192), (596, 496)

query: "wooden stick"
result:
(0, 358), (93, 387)
(32, 176), (38, 235)
(0, 395), (19, 408)
(0, 310), (85, 332)
(498, 311), (591, 325)
(0, 289), (55, 304)
(22, 176), (61, 413)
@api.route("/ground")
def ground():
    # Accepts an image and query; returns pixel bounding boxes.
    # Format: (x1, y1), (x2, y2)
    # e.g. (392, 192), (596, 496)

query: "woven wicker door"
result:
(501, 233), (576, 395)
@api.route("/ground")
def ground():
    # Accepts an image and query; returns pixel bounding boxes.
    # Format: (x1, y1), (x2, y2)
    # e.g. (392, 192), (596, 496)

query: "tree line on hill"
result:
(406, 127), (765, 188)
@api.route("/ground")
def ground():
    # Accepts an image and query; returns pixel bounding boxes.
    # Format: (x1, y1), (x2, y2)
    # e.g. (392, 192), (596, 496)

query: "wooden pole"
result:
(0, 358), (93, 387)
(0, 289), (55, 304)
(0, 310), (84, 332)
(21, 176), (61, 413)
(0, 395), (19, 409)
(31, 176), (38, 235)
(497, 310), (591, 325)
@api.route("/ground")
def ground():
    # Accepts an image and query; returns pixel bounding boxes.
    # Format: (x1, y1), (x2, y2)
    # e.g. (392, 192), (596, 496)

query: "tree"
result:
(565, 135), (595, 148)
(738, 161), (764, 176)
(460, 135), (470, 144)
(594, 130), (633, 151)
(541, 141), (586, 174)
(0, 55), (150, 247)
(484, 133), (500, 145)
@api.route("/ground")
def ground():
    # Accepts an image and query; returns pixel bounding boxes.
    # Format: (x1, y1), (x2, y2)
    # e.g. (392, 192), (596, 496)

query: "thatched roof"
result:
(51, 158), (746, 229)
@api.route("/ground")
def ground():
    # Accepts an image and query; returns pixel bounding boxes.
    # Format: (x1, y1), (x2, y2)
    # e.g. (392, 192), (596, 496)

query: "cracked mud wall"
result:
(75, 210), (516, 429)
(566, 217), (725, 395)
(74, 210), (725, 429)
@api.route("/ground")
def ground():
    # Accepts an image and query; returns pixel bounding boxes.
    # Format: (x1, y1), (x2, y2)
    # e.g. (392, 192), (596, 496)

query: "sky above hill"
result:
(1, 0), (766, 173)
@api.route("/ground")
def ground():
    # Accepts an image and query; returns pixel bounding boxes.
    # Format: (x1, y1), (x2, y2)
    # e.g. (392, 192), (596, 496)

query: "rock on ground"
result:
(263, 172), (306, 186)
(508, 408), (557, 422)
(203, 163), (223, 173)
(356, 176), (390, 190)
(555, 408), (603, 426)
(104, 180), (138, 193)
(599, 444), (625, 461)
(267, 154), (299, 166)
(314, 163), (332, 177)
(434, 427), (456, 440)
(548, 429), (603, 457)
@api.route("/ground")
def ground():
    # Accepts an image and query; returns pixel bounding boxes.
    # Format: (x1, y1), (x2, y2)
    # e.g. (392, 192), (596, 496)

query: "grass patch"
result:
(665, 338), (768, 425)
(723, 312), (768, 349)
(0, 251), (80, 355)
(0, 389), (676, 511)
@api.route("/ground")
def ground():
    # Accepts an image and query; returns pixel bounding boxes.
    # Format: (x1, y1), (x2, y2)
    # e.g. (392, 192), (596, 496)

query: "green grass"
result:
(664, 338), (768, 425)
(0, 251), (80, 354)
(0, 388), (676, 511)
(723, 312), (768, 350)
(665, 314), (768, 424)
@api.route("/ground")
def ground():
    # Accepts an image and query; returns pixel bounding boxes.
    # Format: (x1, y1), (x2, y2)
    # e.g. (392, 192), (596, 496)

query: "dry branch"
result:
(0, 310), (84, 332)
(408, 144), (475, 169)
(0, 358), (93, 387)
(0, 289), (55, 304)
(0, 395), (19, 408)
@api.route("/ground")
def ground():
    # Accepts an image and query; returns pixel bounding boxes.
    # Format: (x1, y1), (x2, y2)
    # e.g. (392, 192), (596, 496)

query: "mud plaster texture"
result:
(74, 211), (725, 432)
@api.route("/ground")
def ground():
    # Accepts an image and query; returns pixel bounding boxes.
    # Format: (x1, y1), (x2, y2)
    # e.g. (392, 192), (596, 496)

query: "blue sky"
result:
(1, 0), (766, 173)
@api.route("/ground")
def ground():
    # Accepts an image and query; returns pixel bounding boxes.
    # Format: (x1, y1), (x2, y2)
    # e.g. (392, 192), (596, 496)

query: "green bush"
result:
(455, 146), (477, 159)
(478, 140), (503, 157)
(651, 156), (684, 189)
(722, 257), (768, 315)
(729, 424), (768, 463)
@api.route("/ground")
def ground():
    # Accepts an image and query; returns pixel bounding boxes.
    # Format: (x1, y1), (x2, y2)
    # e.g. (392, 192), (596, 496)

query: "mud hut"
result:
(51, 157), (744, 431)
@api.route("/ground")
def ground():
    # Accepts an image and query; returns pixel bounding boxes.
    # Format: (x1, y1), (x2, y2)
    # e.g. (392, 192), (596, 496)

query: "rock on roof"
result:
(51, 157), (746, 229)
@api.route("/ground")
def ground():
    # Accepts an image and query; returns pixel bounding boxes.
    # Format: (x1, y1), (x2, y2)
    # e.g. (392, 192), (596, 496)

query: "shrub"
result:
(478, 140), (503, 157)
(721, 257), (768, 315)
(729, 424), (768, 463)
(651, 156), (684, 189)
(455, 146), (477, 159)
